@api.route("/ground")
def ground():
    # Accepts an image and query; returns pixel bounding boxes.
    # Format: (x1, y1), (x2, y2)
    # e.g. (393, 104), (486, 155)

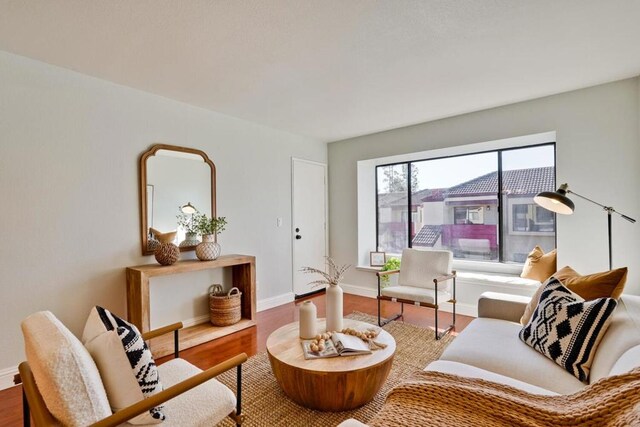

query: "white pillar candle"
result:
(299, 300), (317, 339)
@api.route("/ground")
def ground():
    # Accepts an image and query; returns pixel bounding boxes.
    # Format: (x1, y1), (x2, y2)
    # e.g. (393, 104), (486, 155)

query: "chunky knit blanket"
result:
(368, 368), (640, 427)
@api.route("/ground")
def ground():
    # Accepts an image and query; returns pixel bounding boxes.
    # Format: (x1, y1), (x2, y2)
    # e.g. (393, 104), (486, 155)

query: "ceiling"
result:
(1, 1), (639, 142)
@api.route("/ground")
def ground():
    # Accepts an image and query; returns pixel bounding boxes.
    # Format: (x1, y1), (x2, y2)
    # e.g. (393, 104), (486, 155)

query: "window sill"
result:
(359, 258), (523, 276)
(452, 259), (523, 275)
(356, 265), (383, 272)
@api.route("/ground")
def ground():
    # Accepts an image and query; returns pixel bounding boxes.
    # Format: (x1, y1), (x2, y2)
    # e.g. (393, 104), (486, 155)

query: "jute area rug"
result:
(217, 312), (455, 427)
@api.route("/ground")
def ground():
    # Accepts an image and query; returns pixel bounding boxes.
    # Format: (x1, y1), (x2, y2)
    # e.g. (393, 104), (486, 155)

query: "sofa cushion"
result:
(520, 246), (556, 282)
(22, 311), (112, 427)
(82, 306), (165, 424)
(554, 266), (627, 300)
(521, 266), (627, 325)
(425, 360), (558, 395)
(589, 295), (640, 382)
(156, 358), (236, 426)
(440, 317), (585, 394)
(519, 278), (617, 382)
(608, 345), (640, 377)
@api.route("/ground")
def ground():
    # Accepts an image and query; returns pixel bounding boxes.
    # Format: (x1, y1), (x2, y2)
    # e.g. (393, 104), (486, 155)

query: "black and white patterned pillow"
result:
(519, 277), (617, 382)
(82, 306), (165, 424)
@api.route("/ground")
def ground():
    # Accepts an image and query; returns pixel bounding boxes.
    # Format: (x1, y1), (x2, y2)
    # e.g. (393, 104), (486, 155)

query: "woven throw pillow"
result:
(519, 278), (617, 382)
(520, 266), (627, 325)
(82, 306), (165, 424)
(520, 246), (557, 282)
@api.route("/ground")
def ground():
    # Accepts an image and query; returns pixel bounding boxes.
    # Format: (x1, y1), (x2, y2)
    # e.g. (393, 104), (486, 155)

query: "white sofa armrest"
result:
(477, 292), (531, 323)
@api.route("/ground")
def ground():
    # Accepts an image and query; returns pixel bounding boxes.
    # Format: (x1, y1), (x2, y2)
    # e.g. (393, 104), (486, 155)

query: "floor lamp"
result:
(534, 183), (636, 270)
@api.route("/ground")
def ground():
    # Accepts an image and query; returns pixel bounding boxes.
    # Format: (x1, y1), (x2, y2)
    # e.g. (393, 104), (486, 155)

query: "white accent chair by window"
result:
(17, 311), (246, 427)
(377, 248), (456, 340)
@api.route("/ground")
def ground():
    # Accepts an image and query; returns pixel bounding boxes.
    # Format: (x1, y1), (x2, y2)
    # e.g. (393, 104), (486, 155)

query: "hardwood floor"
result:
(0, 293), (473, 426)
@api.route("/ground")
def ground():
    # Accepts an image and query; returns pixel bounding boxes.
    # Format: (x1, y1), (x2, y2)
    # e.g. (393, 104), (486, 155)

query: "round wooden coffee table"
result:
(266, 318), (396, 411)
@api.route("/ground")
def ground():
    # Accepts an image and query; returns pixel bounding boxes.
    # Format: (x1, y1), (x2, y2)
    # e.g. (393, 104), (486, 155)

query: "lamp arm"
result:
(567, 190), (636, 223)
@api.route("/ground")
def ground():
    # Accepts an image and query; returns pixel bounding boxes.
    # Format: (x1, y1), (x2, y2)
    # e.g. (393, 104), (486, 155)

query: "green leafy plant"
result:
(380, 257), (401, 287)
(176, 207), (201, 234)
(301, 257), (351, 288)
(195, 215), (227, 236)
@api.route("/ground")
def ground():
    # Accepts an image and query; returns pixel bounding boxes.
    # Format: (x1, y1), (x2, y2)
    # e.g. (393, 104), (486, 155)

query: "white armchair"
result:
(17, 311), (246, 427)
(377, 248), (456, 340)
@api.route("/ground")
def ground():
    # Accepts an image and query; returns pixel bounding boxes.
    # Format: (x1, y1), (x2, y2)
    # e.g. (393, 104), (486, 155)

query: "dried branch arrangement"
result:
(301, 257), (351, 288)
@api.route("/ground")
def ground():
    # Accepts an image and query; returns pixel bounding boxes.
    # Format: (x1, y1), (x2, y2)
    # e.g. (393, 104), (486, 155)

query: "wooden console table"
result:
(126, 254), (256, 358)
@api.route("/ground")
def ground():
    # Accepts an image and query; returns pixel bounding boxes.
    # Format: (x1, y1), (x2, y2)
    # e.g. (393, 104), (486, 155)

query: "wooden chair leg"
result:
(236, 364), (242, 426)
(22, 388), (30, 427)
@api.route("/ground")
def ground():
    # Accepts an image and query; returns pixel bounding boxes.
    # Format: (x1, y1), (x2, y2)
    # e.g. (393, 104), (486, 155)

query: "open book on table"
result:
(302, 332), (372, 360)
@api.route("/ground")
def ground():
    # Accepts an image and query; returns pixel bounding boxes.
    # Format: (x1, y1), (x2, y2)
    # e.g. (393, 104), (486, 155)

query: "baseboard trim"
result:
(257, 292), (295, 312)
(340, 282), (378, 299)
(341, 282), (478, 317)
(0, 366), (19, 391)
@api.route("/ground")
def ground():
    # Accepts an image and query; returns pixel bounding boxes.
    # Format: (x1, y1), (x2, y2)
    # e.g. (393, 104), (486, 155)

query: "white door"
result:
(292, 158), (328, 297)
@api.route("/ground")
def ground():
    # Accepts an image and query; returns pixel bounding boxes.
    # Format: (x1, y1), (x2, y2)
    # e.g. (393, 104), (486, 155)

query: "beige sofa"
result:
(339, 291), (640, 426)
(425, 292), (640, 395)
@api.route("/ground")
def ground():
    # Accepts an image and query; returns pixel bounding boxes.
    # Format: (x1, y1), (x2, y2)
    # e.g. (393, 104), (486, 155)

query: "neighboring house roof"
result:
(377, 192), (407, 207)
(412, 224), (442, 247)
(445, 166), (554, 197)
(378, 167), (554, 206)
(378, 188), (435, 208)
(420, 188), (446, 202)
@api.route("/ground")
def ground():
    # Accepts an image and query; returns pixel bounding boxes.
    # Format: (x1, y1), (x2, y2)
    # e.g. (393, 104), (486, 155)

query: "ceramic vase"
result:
(299, 300), (318, 339)
(179, 232), (200, 248)
(196, 234), (221, 261)
(325, 284), (343, 332)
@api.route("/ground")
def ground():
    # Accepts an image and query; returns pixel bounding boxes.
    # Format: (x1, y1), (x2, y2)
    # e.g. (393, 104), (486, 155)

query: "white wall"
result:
(0, 51), (326, 373)
(330, 77), (640, 295)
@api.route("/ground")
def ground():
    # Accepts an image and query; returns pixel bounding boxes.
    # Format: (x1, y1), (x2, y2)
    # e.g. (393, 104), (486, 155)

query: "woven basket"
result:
(209, 286), (242, 326)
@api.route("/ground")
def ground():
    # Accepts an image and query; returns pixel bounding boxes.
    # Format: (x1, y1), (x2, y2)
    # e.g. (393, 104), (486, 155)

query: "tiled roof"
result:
(445, 167), (554, 197)
(412, 225), (442, 247)
(378, 188), (435, 207)
(420, 188), (446, 202)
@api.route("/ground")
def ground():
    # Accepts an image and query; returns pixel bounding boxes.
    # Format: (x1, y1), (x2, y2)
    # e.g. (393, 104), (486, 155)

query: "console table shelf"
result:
(126, 254), (256, 358)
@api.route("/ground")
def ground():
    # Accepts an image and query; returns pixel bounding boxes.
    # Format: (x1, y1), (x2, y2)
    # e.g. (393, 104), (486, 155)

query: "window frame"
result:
(375, 141), (556, 264)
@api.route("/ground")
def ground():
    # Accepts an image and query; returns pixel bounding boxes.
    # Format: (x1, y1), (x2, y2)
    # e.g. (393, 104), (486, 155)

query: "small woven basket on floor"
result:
(209, 286), (242, 326)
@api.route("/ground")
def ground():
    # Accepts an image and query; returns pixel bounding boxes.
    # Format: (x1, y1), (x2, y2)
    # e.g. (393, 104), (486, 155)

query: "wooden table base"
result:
(268, 354), (394, 411)
(266, 318), (396, 411)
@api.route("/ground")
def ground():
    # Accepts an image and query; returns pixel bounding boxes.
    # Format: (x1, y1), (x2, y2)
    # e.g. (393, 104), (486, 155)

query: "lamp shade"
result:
(534, 184), (575, 215)
(181, 202), (197, 214)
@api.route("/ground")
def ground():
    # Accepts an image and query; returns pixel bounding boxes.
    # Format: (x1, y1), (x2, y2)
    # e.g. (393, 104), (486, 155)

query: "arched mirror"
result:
(139, 144), (216, 255)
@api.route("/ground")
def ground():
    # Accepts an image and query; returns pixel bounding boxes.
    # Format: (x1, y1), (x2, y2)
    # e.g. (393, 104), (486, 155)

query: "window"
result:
(512, 204), (555, 232)
(454, 206), (484, 225)
(376, 143), (556, 263)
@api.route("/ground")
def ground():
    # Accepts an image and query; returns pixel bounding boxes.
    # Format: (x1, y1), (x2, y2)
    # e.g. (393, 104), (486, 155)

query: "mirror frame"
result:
(139, 144), (217, 256)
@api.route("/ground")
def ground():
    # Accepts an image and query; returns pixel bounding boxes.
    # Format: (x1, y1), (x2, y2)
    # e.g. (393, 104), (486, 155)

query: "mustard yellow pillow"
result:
(554, 266), (627, 300)
(520, 266), (628, 325)
(520, 246), (557, 282)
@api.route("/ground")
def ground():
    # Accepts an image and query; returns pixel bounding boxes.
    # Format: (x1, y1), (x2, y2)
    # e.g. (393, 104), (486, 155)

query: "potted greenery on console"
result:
(176, 206), (201, 248)
(195, 215), (227, 261)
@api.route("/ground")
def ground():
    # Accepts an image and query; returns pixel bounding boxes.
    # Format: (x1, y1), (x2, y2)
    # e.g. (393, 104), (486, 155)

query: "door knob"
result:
(295, 235), (302, 240)
(295, 228), (300, 232)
